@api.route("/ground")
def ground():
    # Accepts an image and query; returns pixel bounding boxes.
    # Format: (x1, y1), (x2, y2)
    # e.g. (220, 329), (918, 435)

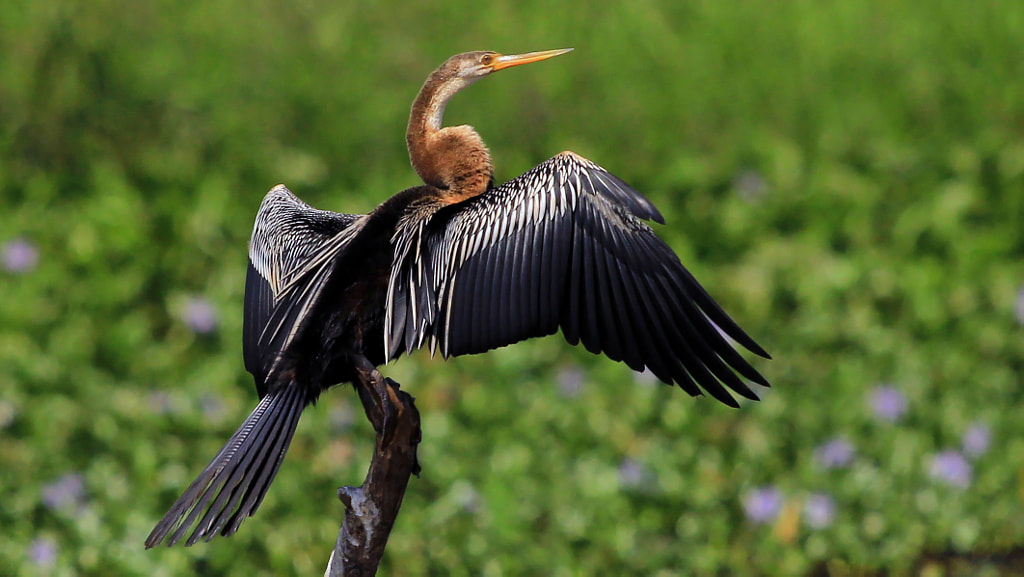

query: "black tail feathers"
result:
(145, 385), (307, 548)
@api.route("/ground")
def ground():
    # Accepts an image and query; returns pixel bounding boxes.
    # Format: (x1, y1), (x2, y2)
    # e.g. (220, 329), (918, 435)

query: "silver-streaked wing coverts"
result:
(387, 152), (769, 407)
(244, 185), (363, 392)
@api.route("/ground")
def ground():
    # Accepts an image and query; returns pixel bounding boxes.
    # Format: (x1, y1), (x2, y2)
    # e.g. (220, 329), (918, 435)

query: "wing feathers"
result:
(676, 265), (770, 359)
(563, 223), (585, 347)
(386, 152), (769, 406)
(243, 185), (363, 391)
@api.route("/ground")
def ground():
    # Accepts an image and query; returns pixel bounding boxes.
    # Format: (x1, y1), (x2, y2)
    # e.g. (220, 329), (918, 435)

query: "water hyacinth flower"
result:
(28, 537), (57, 568)
(198, 393), (225, 418)
(2, 237), (39, 274)
(181, 296), (219, 334)
(0, 400), (18, 429)
(803, 493), (837, 529)
(870, 385), (907, 422)
(928, 451), (972, 489)
(962, 422), (991, 458)
(743, 486), (782, 524)
(556, 365), (585, 398)
(815, 437), (855, 469)
(331, 403), (356, 432)
(733, 169), (768, 202)
(1016, 284), (1024, 326)
(450, 480), (482, 514)
(41, 473), (86, 512)
(618, 458), (655, 490)
(148, 391), (175, 415)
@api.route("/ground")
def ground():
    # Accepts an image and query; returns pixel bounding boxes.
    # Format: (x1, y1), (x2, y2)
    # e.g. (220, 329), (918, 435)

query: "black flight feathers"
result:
(386, 152), (769, 407)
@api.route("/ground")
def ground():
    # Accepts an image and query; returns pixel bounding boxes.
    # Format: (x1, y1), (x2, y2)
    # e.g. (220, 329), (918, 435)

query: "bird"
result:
(145, 48), (770, 548)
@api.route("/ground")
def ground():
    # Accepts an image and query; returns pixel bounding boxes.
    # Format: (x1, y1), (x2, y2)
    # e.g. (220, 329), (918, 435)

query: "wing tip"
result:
(740, 336), (771, 359)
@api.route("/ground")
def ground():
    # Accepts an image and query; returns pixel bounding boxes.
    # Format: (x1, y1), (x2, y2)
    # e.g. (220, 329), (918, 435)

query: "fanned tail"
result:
(145, 384), (307, 547)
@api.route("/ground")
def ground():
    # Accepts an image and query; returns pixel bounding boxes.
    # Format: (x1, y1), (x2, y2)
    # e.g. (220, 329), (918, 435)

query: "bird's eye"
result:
(481, 54), (493, 65)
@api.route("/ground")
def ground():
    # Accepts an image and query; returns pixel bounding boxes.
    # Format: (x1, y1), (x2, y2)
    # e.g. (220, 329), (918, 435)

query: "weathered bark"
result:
(325, 375), (421, 577)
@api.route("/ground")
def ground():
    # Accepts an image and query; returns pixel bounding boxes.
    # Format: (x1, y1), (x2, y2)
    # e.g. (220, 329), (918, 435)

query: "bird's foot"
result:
(354, 363), (400, 448)
(379, 378), (403, 449)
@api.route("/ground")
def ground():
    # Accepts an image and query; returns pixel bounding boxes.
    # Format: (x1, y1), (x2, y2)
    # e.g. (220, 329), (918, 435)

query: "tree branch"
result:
(325, 376), (421, 577)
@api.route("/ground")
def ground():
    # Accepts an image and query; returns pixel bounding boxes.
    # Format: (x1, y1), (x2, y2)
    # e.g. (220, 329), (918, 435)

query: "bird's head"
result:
(410, 48), (574, 143)
(441, 48), (574, 83)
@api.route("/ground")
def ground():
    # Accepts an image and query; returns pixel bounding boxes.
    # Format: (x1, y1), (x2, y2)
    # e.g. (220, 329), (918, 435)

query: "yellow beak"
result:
(491, 48), (574, 71)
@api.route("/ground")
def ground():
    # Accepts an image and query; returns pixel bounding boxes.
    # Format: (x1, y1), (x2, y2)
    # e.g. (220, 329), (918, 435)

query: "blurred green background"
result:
(2, 0), (1024, 575)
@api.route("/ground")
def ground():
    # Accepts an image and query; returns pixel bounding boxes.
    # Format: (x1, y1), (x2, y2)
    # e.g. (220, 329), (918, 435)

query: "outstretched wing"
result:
(386, 152), (769, 407)
(244, 185), (365, 393)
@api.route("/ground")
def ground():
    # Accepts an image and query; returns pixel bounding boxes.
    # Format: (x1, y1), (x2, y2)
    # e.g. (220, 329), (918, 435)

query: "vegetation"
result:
(2, 0), (1023, 575)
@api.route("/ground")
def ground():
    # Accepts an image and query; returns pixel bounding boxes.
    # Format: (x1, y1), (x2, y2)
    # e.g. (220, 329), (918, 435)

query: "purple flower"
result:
(452, 482), (482, 513)
(198, 393), (225, 418)
(331, 404), (356, 432)
(28, 537), (57, 568)
(815, 438), (855, 469)
(929, 451), (972, 489)
(870, 385), (907, 422)
(803, 493), (836, 529)
(557, 365), (585, 398)
(181, 297), (218, 334)
(148, 391), (175, 415)
(0, 400), (18, 429)
(618, 458), (653, 489)
(962, 423), (991, 458)
(2, 237), (39, 274)
(41, 473), (86, 511)
(1016, 284), (1024, 326)
(733, 169), (768, 202)
(743, 486), (782, 524)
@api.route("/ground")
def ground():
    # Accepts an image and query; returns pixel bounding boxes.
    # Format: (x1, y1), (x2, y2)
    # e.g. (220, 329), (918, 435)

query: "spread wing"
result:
(386, 152), (769, 407)
(244, 185), (365, 393)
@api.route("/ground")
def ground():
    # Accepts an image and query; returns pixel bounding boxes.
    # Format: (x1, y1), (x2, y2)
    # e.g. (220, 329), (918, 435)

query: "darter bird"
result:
(146, 48), (770, 548)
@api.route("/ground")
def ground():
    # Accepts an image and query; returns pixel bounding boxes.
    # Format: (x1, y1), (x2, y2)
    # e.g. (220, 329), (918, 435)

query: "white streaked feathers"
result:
(249, 185), (364, 299)
(248, 185), (364, 382)
(384, 151), (658, 360)
(249, 152), (664, 370)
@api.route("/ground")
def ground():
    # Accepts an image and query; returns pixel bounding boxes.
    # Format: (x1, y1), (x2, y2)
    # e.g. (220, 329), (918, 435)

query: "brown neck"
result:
(406, 68), (493, 203)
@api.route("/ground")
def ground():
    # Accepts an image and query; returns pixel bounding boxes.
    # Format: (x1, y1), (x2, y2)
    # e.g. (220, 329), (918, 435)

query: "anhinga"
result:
(146, 49), (770, 548)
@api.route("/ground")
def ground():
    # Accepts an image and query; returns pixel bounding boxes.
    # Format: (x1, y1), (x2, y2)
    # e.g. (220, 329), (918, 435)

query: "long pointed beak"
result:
(491, 48), (574, 72)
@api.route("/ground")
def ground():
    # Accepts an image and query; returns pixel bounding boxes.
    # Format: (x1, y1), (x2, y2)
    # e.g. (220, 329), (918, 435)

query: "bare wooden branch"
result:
(325, 376), (421, 577)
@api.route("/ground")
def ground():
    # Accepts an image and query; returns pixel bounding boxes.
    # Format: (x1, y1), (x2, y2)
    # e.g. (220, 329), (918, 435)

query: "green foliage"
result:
(2, 0), (1024, 574)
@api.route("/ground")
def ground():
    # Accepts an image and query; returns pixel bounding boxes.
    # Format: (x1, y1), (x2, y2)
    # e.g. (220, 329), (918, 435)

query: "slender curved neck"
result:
(406, 69), (493, 201)
(407, 69), (467, 183)
(408, 68), (467, 138)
